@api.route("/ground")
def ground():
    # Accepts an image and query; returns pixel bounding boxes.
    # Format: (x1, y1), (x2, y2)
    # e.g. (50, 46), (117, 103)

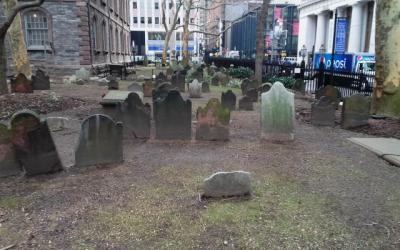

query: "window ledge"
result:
(27, 46), (52, 52)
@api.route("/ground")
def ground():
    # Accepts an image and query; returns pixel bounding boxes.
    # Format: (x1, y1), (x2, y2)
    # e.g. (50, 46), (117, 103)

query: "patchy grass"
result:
(0, 196), (25, 209)
(210, 85), (241, 97)
(70, 167), (360, 249)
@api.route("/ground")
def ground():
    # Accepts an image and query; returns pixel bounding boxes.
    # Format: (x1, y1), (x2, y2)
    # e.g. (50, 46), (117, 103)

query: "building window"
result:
(141, 17), (145, 24)
(155, 17), (159, 24)
(90, 16), (97, 50)
(148, 17), (152, 24)
(116, 29), (119, 53)
(177, 18), (180, 24)
(101, 21), (107, 51)
(133, 2), (137, 9)
(110, 26), (114, 52)
(133, 17), (138, 23)
(190, 18), (194, 24)
(23, 9), (50, 49)
(169, 1), (173, 9)
(155, 2), (159, 9)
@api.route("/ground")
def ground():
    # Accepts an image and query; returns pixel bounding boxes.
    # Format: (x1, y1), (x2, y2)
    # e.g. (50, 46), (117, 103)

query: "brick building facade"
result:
(1, 0), (131, 78)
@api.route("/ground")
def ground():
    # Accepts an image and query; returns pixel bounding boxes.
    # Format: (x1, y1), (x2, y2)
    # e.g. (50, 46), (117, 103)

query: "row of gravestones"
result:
(1, 82), (296, 178)
(10, 69), (51, 93)
(311, 85), (371, 128)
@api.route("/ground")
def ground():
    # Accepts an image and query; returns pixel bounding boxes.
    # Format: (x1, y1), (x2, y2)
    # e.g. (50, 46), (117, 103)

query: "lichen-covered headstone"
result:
(261, 82), (295, 142)
(341, 94), (371, 129)
(202, 81), (210, 93)
(0, 123), (21, 177)
(32, 69), (50, 90)
(221, 90), (236, 111)
(75, 114), (123, 167)
(241, 78), (258, 95)
(203, 171), (251, 198)
(75, 68), (90, 82)
(107, 75), (119, 90)
(10, 110), (63, 176)
(246, 88), (258, 102)
(213, 72), (229, 86)
(293, 79), (305, 93)
(196, 98), (230, 141)
(171, 71), (185, 92)
(316, 85), (341, 104)
(239, 96), (253, 111)
(152, 82), (175, 104)
(311, 96), (336, 126)
(10, 73), (33, 93)
(154, 90), (192, 140)
(122, 93), (151, 139)
(143, 78), (155, 97)
(188, 79), (202, 98)
(128, 82), (143, 93)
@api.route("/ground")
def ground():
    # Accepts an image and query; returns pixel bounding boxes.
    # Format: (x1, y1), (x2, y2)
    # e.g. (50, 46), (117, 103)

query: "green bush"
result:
(227, 67), (254, 79)
(265, 76), (296, 89)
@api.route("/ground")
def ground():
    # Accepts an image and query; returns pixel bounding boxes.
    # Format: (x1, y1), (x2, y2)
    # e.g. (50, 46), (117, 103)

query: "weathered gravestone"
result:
(154, 90), (192, 140)
(107, 75), (119, 90)
(31, 69), (50, 90)
(156, 72), (168, 82)
(246, 88), (258, 102)
(10, 110), (63, 176)
(75, 114), (123, 167)
(241, 78), (258, 95)
(213, 72), (229, 86)
(202, 171), (251, 198)
(239, 96), (253, 111)
(293, 79), (306, 93)
(316, 85), (341, 105)
(152, 82), (174, 103)
(122, 93), (151, 139)
(0, 123), (21, 177)
(10, 73), (33, 93)
(202, 81), (210, 93)
(221, 90), (236, 111)
(261, 82), (295, 142)
(196, 98), (230, 141)
(341, 94), (371, 129)
(188, 79), (202, 98)
(311, 96), (336, 126)
(171, 72), (185, 92)
(128, 82), (143, 93)
(143, 78), (155, 97)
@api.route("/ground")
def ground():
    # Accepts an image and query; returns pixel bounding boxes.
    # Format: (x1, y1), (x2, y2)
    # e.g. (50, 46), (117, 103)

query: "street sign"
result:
(335, 18), (347, 54)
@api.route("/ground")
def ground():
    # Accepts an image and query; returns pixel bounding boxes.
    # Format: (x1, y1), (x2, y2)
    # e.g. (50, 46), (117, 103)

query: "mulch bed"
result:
(0, 92), (88, 121)
(349, 118), (400, 139)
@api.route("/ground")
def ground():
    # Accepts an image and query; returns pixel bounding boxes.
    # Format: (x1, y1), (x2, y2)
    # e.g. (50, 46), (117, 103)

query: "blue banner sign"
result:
(314, 53), (353, 72)
(335, 18), (347, 54)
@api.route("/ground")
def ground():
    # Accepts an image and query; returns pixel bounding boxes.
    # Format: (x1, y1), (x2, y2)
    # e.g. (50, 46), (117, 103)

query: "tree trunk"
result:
(254, 0), (270, 86)
(4, 0), (32, 78)
(182, 2), (191, 67)
(372, 0), (400, 118)
(0, 37), (8, 94)
(162, 31), (173, 66)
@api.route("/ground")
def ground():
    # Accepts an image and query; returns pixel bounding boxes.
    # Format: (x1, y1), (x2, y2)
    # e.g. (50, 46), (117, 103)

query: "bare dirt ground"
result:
(1, 81), (400, 249)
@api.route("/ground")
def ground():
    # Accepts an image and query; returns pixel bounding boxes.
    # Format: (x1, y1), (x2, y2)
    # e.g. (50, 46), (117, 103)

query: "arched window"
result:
(91, 16), (97, 50)
(101, 21), (107, 51)
(23, 9), (51, 49)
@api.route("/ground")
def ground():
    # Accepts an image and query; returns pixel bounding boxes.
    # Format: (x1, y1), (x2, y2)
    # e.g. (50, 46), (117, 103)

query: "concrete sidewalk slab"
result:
(348, 138), (400, 167)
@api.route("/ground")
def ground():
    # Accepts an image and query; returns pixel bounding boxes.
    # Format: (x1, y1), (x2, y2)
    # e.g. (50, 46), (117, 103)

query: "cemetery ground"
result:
(1, 78), (400, 249)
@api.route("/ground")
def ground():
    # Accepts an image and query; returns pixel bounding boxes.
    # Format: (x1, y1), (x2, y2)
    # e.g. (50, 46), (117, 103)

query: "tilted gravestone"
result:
(0, 123), (21, 177)
(311, 96), (336, 126)
(107, 75), (119, 90)
(10, 73), (33, 93)
(196, 98), (230, 141)
(341, 94), (371, 129)
(221, 90), (236, 111)
(261, 82), (295, 142)
(202, 81), (210, 93)
(316, 85), (341, 104)
(10, 110), (63, 176)
(188, 79), (202, 98)
(241, 78), (258, 96)
(128, 82), (143, 93)
(171, 72), (185, 92)
(122, 93), (151, 139)
(75, 114), (123, 167)
(32, 69), (50, 90)
(246, 88), (258, 102)
(154, 90), (192, 140)
(239, 96), (253, 111)
(143, 78), (155, 97)
(202, 171), (251, 198)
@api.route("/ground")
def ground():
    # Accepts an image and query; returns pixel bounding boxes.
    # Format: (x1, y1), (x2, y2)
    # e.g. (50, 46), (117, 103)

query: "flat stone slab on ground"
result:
(348, 138), (400, 167)
(203, 171), (251, 198)
(100, 90), (143, 105)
